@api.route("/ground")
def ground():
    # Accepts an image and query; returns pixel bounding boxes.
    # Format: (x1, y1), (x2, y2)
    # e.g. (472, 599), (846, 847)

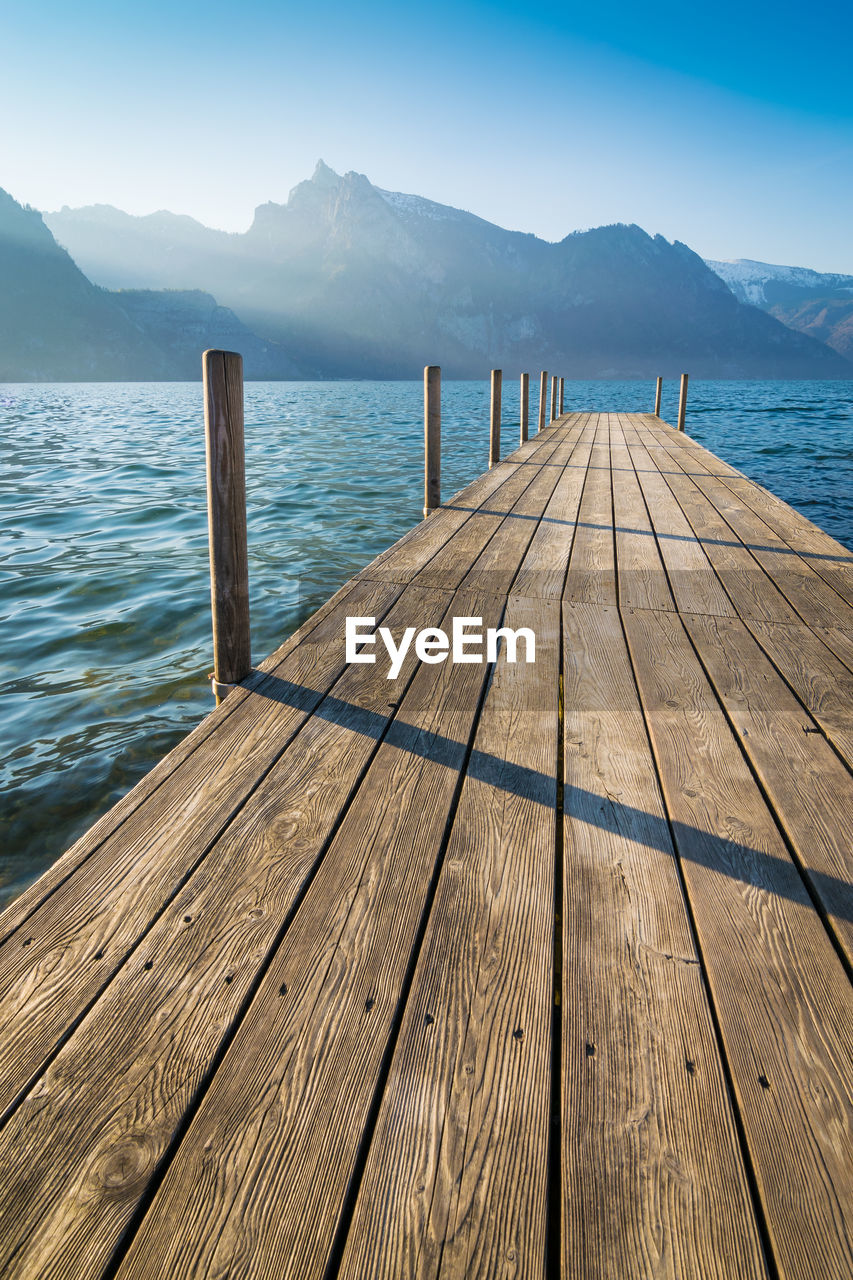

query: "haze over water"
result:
(1, 378), (851, 904)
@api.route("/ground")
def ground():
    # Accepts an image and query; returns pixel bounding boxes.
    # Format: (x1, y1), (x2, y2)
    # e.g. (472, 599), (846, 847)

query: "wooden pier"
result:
(1, 410), (852, 1279)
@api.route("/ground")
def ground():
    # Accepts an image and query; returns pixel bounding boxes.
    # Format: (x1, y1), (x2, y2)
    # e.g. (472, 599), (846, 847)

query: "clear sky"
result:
(2, 0), (852, 271)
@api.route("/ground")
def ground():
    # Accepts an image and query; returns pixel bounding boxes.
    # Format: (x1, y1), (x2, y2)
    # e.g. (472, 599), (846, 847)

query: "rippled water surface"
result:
(2, 378), (851, 903)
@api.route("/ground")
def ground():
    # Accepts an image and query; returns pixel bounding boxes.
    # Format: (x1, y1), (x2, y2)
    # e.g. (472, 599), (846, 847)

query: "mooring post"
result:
(490, 369), (502, 467)
(677, 373), (689, 432)
(424, 365), (441, 517)
(654, 376), (663, 416)
(520, 372), (529, 444)
(550, 376), (558, 423)
(559, 377), (565, 416)
(538, 371), (547, 433)
(203, 349), (251, 704)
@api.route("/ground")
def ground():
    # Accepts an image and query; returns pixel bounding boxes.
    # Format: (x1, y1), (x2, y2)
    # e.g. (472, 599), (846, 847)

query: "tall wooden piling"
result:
(538, 371), (547, 433)
(677, 373), (689, 432)
(654, 376), (663, 416)
(559, 377), (565, 415)
(520, 372), (529, 444)
(424, 365), (441, 517)
(490, 369), (502, 468)
(203, 349), (251, 702)
(550, 376), (558, 423)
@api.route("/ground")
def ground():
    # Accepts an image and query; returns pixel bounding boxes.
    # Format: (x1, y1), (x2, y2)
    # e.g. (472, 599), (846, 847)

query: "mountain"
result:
(0, 188), (168, 380)
(706, 258), (853, 362)
(39, 166), (853, 379)
(0, 188), (300, 380)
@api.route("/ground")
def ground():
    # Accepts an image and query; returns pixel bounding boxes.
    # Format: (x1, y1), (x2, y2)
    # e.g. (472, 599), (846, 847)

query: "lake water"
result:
(2, 378), (852, 905)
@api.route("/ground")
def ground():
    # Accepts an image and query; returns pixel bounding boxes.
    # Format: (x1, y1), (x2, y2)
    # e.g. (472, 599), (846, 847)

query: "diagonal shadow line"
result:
(578, 520), (853, 562)
(250, 674), (853, 924)
(436, 509), (853, 564)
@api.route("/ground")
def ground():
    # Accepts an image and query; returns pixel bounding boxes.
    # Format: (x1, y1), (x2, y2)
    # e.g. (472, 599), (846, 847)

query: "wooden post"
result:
(489, 369), (502, 468)
(520, 372), (529, 444)
(550, 376), (558, 423)
(538, 371), (547, 433)
(203, 349), (250, 703)
(424, 365), (441, 517)
(559, 377), (565, 416)
(654, 376), (662, 417)
(677, 373), (689, 432)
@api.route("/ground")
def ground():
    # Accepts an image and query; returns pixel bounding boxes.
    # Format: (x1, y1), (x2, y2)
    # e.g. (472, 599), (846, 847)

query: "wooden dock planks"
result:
(0, 411), (851, 1280)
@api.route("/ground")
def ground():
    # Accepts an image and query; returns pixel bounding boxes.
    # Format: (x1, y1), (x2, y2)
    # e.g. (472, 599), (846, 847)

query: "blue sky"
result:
(2, 0), (851, 270)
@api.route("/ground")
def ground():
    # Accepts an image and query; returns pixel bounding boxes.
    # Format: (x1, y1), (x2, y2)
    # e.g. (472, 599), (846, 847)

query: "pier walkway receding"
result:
(1, 412), (852, 1279)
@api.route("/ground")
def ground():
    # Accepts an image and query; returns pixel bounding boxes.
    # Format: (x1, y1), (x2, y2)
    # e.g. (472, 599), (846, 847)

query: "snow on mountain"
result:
(706, 258), (853, 306)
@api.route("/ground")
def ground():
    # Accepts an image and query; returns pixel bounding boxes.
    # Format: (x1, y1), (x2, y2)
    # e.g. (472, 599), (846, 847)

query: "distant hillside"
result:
(0, 189), (300, 381)
(45, 164), (851, 379)
(706, 258), (853, 362)
(0, 189), (168, 380)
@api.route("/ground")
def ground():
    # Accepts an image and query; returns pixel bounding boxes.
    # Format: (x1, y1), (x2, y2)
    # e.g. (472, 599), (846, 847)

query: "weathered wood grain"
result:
(0, 577), (405, 1120)
(114, 593), (506, 1280)
(357, 430), (557, 585)
(461, 424), (580, 598)
(624, 435), (736, 617)
(742, 618), (853, 769)
(203, 350), (251, 689)
(424, 365), (441, 516)
(682, 611), (853, 965)
(339, 595), (559, 1279)
(561, 602), (766, 1280)
(624, 606), (853, 1280)
(644, 428), (853, 627)
(511, 416), (593, 599)
(611, 415), (675, 612)
(413, 436), (563, 593)
(563, 417), (617, 605)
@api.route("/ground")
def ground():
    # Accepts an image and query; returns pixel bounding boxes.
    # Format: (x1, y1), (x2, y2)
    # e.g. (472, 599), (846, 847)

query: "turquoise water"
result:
(1, 378), (851, 904)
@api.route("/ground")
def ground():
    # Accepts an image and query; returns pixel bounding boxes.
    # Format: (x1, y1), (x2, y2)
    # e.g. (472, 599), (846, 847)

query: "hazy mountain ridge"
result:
(20, 164), (853, 379)
(705, 258), (853, 361)
(0, 189), (301, 380)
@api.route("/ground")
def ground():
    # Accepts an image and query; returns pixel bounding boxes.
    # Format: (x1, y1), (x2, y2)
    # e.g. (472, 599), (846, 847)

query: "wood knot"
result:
(513, 1028), (524, 1042)
(96, 1135), (154, 1194)
(424, 1013), (434, 1026)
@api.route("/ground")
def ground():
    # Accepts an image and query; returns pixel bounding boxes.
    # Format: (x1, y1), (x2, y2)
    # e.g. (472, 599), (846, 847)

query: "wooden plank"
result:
(0, 579), (466, 1280)
(561, 602), (765, 1280)
(510, 416), (592, 600)
(684, 472), (853, 629)
(809, 623), (853, 676)
(339, 596), (559, 1279)
(412, 436), (564, 593)
(461, 424), (582, 598)
(641, 452), (802, 625)
(563, 416), (617, 606)
(642, 428), (853, 627)
(742, 618), (853, 770)
(624, 606), (853, 1280)
(682, 611), (853, 965)
(357, 429), (557, 585)
(0, 576), (406, 1121)
(113, 592), (506, 1280)
(610, 415), (675, 612)
(624, 436), (736, 618)
(713, 476), (853, 608)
